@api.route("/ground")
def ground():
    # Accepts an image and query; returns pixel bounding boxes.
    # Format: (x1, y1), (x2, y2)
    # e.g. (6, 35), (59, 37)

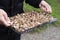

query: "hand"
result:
(39, 0), (52, 13)
(0, 9), (12, 27)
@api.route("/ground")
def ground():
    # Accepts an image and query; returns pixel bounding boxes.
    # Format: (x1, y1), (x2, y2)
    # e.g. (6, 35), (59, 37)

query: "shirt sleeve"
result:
(25, 0), (42, 8)
(0, 5), (5, 10)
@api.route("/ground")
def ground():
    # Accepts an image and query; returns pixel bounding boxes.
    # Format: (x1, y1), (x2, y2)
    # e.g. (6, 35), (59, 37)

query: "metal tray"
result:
(8, 18), (57, 34)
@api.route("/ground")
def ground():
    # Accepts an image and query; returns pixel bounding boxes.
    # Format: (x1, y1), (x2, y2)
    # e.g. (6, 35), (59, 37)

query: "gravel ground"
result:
(21, 26), (60, 40)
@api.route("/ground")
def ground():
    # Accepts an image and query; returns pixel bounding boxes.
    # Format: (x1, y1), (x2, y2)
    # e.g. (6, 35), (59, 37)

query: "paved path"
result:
(21, 26), (60, 40)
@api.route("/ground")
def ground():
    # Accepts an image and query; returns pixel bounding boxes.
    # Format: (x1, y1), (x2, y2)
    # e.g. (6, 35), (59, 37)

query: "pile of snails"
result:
(10, 11), (53, 32)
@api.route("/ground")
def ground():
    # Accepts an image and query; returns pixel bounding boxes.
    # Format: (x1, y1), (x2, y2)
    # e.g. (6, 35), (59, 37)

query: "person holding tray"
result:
(0, 0), (52, 40)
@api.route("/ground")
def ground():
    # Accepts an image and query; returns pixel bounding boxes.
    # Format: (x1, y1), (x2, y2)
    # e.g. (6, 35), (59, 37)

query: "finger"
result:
(0, 21), (2, 24)
(3, 15), (11, 24)
(47, 6), (52, 13)
(3, 13), (13, 25)
(45, 3), (52, 13)
(3, 12), (10, 22)
(1, 9), (10, 22)
(1, 16), (10, 27)
(40, 5), (47, 12)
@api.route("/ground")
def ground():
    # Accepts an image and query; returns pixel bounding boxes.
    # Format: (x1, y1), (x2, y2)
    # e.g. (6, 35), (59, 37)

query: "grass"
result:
(23, 0), (60, 32)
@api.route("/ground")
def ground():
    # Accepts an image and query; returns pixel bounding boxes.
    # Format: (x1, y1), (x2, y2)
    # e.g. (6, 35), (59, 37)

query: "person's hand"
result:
(0, 9), (12, 27)
(39, 0), (52, 13)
